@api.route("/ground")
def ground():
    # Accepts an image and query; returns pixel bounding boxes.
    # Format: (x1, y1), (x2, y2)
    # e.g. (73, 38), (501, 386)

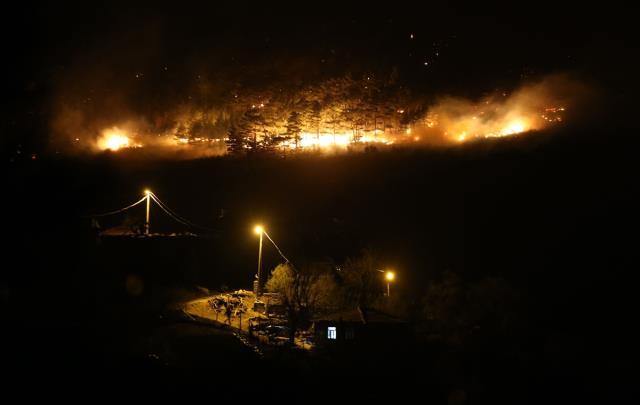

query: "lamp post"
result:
(378, 269), (395, 297)
(253, 224), (292, 295)
(385, 271), (395, 297)
(254, 225), (264, 295)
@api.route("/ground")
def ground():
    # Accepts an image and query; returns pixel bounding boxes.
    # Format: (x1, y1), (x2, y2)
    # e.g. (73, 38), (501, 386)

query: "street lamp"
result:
(385, 271), (395, 297)
(378, 269), (395, 297)
(253, 224), (292, 295)
(254, 224), (264, 295)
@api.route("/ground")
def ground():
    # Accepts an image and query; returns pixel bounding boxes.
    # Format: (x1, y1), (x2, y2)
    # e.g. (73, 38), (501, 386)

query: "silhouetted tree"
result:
(175, 122), (190, 141)
(339, 249), (385, 308)
(190, 116), (216, 140)
(421, 271), (521, 343)
(466, 277), (519, 334)
(422, 270), (466, 331)
(239, 107), (263, 150)
(265, 262), (337, 345)
(225, 123), (246, 154)
(285, 111), (302, 149)
(306, 100), (322, 143)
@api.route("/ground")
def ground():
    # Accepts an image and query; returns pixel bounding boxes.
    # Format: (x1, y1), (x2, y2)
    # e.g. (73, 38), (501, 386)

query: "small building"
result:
(312, 307), (412, 351)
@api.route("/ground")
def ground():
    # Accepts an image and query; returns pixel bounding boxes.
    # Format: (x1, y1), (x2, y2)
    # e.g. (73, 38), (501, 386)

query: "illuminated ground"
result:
(183, 291), (313, 350)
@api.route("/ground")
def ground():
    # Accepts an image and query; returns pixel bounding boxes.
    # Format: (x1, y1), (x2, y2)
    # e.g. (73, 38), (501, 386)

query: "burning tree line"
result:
(159, 73), (576, 154)
(70, 72), (575, 154)
(171, 72), (422, 153)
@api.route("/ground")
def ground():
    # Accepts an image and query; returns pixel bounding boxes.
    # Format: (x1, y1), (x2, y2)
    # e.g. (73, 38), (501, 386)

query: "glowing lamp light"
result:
(144, 189), (151, 196)
(254, 225), (264, 235)
(385, 271), (395, 282)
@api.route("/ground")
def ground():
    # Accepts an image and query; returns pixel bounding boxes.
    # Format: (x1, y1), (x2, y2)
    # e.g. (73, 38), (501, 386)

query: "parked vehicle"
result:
(266, 325), (290, 338)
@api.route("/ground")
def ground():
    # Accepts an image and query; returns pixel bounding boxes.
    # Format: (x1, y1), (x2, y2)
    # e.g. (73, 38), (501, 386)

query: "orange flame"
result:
(97, 127), (142, 151)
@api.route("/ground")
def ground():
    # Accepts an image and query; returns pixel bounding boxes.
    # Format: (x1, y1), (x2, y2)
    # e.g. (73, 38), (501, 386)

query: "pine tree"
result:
(240, 107), (262, 151)
(285, 111), (302, 149)
(307, 100), (322, 143)
(225, 123), (246, 155)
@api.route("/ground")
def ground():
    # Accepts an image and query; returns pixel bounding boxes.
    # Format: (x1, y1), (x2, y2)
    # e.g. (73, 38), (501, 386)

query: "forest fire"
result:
(447, 116), (535, 143)
(91, 104), (560, 154)
(289, 131), (393, 149)
(420, 77), (577, 144)
(442, 111), (555, 142)
(56, 74), (582, 156)
(96, 127), (140, 151)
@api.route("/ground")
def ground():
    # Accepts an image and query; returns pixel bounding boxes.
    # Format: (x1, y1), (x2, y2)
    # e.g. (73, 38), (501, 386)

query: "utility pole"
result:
(144, 190), (151, 235)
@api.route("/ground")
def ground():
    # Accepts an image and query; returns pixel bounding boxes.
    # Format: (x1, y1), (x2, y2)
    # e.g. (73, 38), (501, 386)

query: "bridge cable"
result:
(90, 196), (147, 217)
(149, 193), (216, 232)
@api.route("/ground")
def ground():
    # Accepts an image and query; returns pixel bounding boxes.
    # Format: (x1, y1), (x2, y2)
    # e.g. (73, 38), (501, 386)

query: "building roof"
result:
(314, 307), (407, 325)
(99, 226), (198, 238)
(99, 226), (138, 236)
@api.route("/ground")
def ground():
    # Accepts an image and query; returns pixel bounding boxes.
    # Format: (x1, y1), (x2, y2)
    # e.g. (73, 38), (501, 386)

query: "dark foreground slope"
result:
(2, 121), (638, 401)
